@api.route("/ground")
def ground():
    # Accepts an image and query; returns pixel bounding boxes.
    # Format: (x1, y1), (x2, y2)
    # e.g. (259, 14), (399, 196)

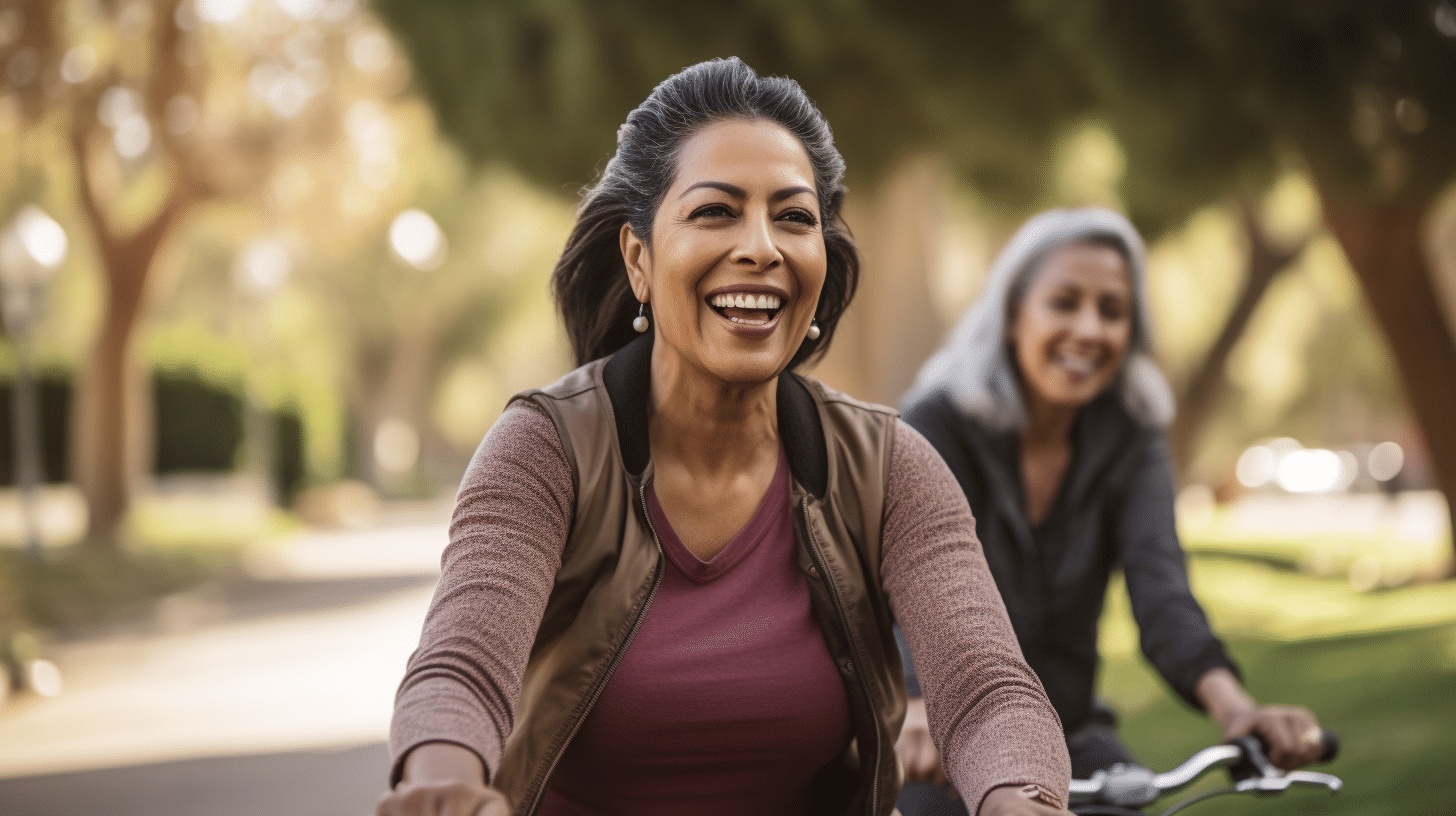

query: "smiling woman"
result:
(619, 118), (826, 393)
(376, 58), (1072, 816)
(895, 208), (1329, 816)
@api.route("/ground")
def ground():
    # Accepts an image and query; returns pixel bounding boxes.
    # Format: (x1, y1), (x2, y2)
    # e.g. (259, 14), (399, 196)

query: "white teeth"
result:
(1056, 355), (1095, 374)
(710, 293), (782, 310)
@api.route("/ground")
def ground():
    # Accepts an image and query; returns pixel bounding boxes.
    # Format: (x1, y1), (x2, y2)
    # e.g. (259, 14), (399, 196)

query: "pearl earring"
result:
(632, 303), (649, 333)
(806, 319), (821, 341)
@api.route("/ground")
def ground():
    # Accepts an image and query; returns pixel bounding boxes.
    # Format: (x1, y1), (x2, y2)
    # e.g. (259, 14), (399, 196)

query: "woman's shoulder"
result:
(469, 400), (570, 480)
(1077, 392), (1165, 456)
(900, 389), (1007, 465)
(792, 373), (898, 418)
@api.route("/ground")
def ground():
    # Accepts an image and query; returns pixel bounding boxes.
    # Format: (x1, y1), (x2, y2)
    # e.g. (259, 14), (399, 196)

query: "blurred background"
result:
(1, 1), (1454, 814)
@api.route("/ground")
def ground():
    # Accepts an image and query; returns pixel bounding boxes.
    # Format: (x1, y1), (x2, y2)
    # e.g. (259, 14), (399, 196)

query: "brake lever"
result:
(1227, 735), (1277, 782)
(1234, 770), (1342, 795)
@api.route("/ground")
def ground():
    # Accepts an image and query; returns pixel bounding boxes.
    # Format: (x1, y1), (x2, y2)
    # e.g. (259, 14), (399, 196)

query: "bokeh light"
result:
(1368, 441), (1405, 482)
(114, 115), (153, 159)
(373, 417), (419, 474)
(388, 209), (447, 271)
(26, 660), (63, 698)
(8, 206), (69, 271)
(238, 239), (291, 291)
(60, 45), (98, 84)
(1276, 448), (1343, 493)
(348, 29), (393, 73)
(196, 0), (252, 26)
(1235, 445), (1276, 488)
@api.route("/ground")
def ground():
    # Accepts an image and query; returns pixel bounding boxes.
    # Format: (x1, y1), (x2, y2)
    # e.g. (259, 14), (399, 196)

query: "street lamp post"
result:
(0, 206), (68, 559)
(235, 239), (290, 507)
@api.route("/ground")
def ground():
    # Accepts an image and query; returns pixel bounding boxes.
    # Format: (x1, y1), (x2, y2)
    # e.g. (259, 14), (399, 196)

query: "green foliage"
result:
(375, 1), (1456, 238)
(1021, 1), (1456, 233)
(371, 0), (1088, 203)
(1101, 558), (1456, 815)
(1108, 621), (1456, 816)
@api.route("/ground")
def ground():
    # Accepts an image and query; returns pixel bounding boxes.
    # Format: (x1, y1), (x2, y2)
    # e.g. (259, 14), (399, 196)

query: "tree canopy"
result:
(376, 0), (1456, 565)
(376, 1), (1456, 231)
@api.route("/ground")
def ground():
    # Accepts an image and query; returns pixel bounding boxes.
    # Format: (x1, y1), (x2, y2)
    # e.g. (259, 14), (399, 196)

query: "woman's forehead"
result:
(668, 119), (816, 194)
(1032, 241), (1131, 289)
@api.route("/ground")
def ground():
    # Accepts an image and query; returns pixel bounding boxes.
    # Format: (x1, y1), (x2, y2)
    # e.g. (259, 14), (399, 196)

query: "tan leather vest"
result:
(495, 336), (906, 815)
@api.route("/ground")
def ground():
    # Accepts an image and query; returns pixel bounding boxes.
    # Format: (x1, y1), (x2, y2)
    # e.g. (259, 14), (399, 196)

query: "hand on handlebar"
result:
(1220, 704), (1326, 771)
(897, 695), (951, 787)
(375, 742), (510, 816)
(980, 784), (1072, 815)
(374, 779), (510, 816)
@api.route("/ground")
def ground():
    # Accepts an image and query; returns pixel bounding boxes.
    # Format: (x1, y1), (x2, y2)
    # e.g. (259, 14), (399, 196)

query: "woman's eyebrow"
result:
(678, 181), (816, 202)
(680, 180), (745, 199)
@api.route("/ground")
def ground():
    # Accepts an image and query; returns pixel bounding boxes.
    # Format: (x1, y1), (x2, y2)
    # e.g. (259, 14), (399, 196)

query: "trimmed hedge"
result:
(0, 371), (303, 498)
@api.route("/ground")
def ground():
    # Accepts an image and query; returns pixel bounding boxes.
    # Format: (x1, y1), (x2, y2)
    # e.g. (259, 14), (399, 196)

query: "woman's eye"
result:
(779, 209), (819, 227)
(1050, 295), (1078, 312)
(1099, 299), (1127, 321)
(690, 204), (735, 220)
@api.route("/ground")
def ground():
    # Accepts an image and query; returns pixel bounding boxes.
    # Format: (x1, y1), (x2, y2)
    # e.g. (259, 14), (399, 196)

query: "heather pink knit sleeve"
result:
(881, 421), (1070, 812)
(388, 400), (574, 785)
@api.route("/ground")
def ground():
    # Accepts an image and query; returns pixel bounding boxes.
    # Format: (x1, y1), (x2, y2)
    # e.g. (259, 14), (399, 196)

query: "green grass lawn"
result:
(1097, 556), (1456, 816)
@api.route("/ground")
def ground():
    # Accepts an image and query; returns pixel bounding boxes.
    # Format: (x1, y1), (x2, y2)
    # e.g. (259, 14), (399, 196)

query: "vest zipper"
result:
(798, 498), (881, 816)
(523, 481), (665, 816)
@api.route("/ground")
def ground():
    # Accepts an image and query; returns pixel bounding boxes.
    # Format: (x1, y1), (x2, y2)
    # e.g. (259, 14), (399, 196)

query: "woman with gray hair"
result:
(894, 207), (1327, 816)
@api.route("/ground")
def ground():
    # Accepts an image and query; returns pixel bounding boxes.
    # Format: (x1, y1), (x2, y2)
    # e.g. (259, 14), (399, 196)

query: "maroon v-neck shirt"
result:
(538, 451), (851, 815)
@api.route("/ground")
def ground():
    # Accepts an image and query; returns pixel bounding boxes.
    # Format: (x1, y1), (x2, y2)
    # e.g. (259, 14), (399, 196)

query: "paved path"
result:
(0, 512), (450, 815)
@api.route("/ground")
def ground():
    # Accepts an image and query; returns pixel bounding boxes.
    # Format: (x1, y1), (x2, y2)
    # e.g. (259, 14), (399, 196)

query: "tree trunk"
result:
(1169, 203), (1305, 473)
(68, 127), (185, 546)
(1316, 183), (1456, 576)
(70, 287), (147, 543)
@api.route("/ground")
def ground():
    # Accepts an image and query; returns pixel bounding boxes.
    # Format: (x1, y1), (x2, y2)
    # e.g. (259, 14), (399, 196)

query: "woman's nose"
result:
(1072, 303), (1104, 338)
(732, 213), (782, 269)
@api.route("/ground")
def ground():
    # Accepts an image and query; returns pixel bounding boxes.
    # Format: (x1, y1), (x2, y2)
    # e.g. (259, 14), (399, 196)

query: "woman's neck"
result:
(647, 345), (780, 475)
(1019, 394), (1077, 527)
(1020, 393), (1077, 450)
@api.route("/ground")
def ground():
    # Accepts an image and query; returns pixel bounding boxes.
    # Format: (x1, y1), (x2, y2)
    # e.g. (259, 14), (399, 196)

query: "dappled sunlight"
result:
(128, 475), (300, 550)
(1182, 489), (1450, 586)
(0, 486), (87, 549)
(1146, 206), (1246, 368)
(1190, 558), (1456, 640)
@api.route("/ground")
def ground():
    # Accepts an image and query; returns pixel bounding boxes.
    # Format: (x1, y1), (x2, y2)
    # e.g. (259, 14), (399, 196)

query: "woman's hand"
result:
(896, 695), (950, 786)
(1196, 667), (1326, 770)
(374, 780), (509, 816)
(1220, 704), (1327, 770)
(978, 784), (1071, 815)
(374, 742), (510, 816)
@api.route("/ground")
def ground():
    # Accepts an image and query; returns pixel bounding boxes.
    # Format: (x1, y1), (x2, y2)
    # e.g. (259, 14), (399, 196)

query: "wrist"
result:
(1196, 668), (1256, 732)
(981, 783), (1065, 813)
(401, 741), (486, 786)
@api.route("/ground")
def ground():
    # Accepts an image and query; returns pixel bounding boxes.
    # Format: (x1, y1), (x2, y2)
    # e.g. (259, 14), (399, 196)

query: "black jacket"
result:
(900, 390), (1237, 732)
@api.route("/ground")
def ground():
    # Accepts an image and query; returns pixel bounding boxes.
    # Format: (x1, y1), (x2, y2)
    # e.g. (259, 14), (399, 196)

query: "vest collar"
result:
(601, 333), (829, 500)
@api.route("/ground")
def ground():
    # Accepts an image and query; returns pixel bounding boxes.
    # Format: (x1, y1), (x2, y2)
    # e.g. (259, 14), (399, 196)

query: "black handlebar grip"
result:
(1317, 729), (1340, 763)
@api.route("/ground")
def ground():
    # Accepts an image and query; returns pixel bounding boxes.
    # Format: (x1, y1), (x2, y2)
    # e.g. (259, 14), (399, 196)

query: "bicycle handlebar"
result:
(1068, 730), (1342, 811)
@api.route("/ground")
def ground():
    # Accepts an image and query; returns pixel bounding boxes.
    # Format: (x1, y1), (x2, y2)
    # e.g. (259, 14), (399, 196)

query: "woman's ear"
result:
(620, 223), (649, 302)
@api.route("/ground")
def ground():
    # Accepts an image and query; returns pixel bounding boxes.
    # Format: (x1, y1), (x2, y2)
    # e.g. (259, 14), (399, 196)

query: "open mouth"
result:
(1052, 351), (1104, 380)
(709, 292), (783, 326)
